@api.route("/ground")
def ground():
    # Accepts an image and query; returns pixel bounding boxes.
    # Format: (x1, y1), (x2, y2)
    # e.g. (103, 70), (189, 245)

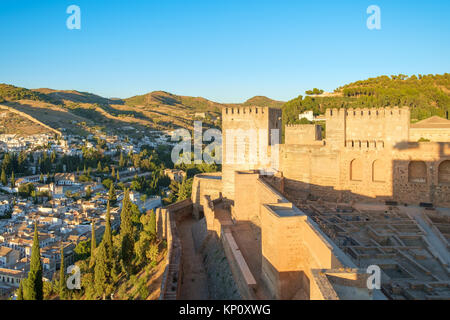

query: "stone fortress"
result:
(157, 105), (450, 300)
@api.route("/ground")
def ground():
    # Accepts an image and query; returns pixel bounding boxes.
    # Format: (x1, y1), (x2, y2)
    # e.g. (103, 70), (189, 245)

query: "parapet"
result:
(326, 108), (347, 118)
(326, 106), (410, 119)
(222, 106), (280, 120)
(345, 106), (410, 118)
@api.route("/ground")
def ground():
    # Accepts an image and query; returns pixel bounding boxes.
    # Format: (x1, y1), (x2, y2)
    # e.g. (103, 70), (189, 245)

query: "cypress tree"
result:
(111, 167), (116, 180)
(90, 220), (96, 268)
(97, 161), (102, 172)
(120, 189), (134, 274)
(16, 280), (24, 300)
(119, 152), (125, 168)
(10, 171), (15, 188)
(94, 243), (111, 299)
(108, 183), (117, 205)
(116, 171), (120, 181)
(59, 246), (67, 300)
(103, 201), (113, 261)
(25, 222), (43, 300)
(1, 168), (7, 186)
(149, 210), (156, 239)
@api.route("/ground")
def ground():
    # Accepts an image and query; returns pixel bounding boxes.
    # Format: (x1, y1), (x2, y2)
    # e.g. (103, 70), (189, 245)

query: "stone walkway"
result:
(178, 217), (209, 299)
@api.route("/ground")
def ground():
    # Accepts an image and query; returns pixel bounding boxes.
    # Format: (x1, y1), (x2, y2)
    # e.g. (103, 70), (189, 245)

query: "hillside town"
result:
(0, 130), (187, 299)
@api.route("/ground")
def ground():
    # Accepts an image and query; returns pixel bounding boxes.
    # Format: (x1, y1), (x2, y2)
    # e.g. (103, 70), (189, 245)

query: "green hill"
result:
(241, 96), (284, 109)
(125, 91), (225, 113)
(0, 84), (58, 104)
(282, 73), (450, 127)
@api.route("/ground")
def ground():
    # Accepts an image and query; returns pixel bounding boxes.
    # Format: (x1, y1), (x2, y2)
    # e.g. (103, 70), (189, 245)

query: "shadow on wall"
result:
(270, 142), (450, 207)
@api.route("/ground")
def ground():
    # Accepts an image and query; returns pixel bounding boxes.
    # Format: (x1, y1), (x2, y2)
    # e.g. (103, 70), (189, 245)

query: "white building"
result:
(298, 110), (315, 122)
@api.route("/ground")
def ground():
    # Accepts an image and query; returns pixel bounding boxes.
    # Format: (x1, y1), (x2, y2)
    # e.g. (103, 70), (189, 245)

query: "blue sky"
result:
(0, 0), (449, 102)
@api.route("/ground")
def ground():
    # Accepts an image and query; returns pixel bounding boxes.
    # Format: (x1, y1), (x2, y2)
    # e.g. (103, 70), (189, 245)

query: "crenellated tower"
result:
(221, 106), (282, 199)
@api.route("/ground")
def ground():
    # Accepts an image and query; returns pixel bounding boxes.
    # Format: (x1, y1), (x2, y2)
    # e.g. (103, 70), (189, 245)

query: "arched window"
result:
(350, 159), (363, 181)
(408, 161), (427, 183)
(438, 160), (450, 184)
(372, 160), (386, 182)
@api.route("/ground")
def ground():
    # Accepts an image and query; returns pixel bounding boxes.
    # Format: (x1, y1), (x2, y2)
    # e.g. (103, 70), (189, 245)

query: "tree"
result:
(94, 243), (112, 299)
(24, 222), (43, 300)
(1, 168), (7, 186)
(108, 183), (117, 205)
(141, 210), (156, 240)
(85, 186), (92, 200)
(16, 280), (24, 300)
(97, 161), (102, 172)
(177, 177), (193, 201)
(120, 189), (134, 274)
(119, 152), (126, 168)
(90, 220), (96, 268)
(59, 246), (67, 300)
(103, 201), (113, 262)
(11, 171), (16, 189)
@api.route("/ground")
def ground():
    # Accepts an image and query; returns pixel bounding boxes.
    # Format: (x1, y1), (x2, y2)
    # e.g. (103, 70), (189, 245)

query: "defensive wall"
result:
(280, 107), (450, 207)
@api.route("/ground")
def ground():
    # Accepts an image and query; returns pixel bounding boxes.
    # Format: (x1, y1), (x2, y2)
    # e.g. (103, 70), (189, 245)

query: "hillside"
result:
(2, 74), (449, 137)
(283, 73), (450, 126)
(228, 96), (284, 109)
(0, 108), (52, 135)
(0, 84), (285, 137)
(125, 91), (224, 113)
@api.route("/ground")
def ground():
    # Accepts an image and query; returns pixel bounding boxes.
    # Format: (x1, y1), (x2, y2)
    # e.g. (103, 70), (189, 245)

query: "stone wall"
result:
(191, 173), (222, 219)
(410, 127), (450, 142)
(278, 107), (450, 206)
(157, 199), (192, 300)
(232, 171), (288, 221)
(221, 106), (282, 199)
(285, 124), (322, 145)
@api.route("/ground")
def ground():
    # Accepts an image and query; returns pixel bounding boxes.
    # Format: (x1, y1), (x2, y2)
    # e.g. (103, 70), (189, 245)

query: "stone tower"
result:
(221, 106), (282, 200)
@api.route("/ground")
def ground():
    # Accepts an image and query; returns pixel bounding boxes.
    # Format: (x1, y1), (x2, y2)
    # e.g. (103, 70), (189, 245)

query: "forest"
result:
(282, 73), (450, 128)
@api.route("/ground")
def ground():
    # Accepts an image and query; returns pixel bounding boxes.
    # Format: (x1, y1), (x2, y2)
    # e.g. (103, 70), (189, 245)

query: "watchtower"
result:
(221, 106), (282, 199)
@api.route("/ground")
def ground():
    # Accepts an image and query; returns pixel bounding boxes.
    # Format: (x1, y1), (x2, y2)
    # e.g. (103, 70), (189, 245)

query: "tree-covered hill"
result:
(282, 73), (450, 127)
(0, 84), (58, 104)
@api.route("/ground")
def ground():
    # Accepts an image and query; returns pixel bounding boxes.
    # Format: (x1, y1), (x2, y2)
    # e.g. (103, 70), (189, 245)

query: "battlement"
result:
(326, 106), (410, 119)
(325, 108), (347, 118)
(345, 140), (384, 150)
(223, 106), (275, 119)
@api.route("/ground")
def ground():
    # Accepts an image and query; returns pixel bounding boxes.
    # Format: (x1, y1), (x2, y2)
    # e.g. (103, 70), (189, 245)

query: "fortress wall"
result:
(279, 126), (449, 205)
(325, 107), (410, 149)
(232, 171), (288, 221)
(191, 173), (222, 219)
(221, 228), (257, 299)
(410, 127), (450, 142)
(325, 108), (346, 149)
(280, 145), (342, 201)
(344, 107), (410, 146)
(260, 201), (355, 299)
(279, 146), (312, 190)
(391, 143), (450, 206)
(285, 124), (322, 145)
(222, 106), (282, 199)
(338, 149), (394, 201)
